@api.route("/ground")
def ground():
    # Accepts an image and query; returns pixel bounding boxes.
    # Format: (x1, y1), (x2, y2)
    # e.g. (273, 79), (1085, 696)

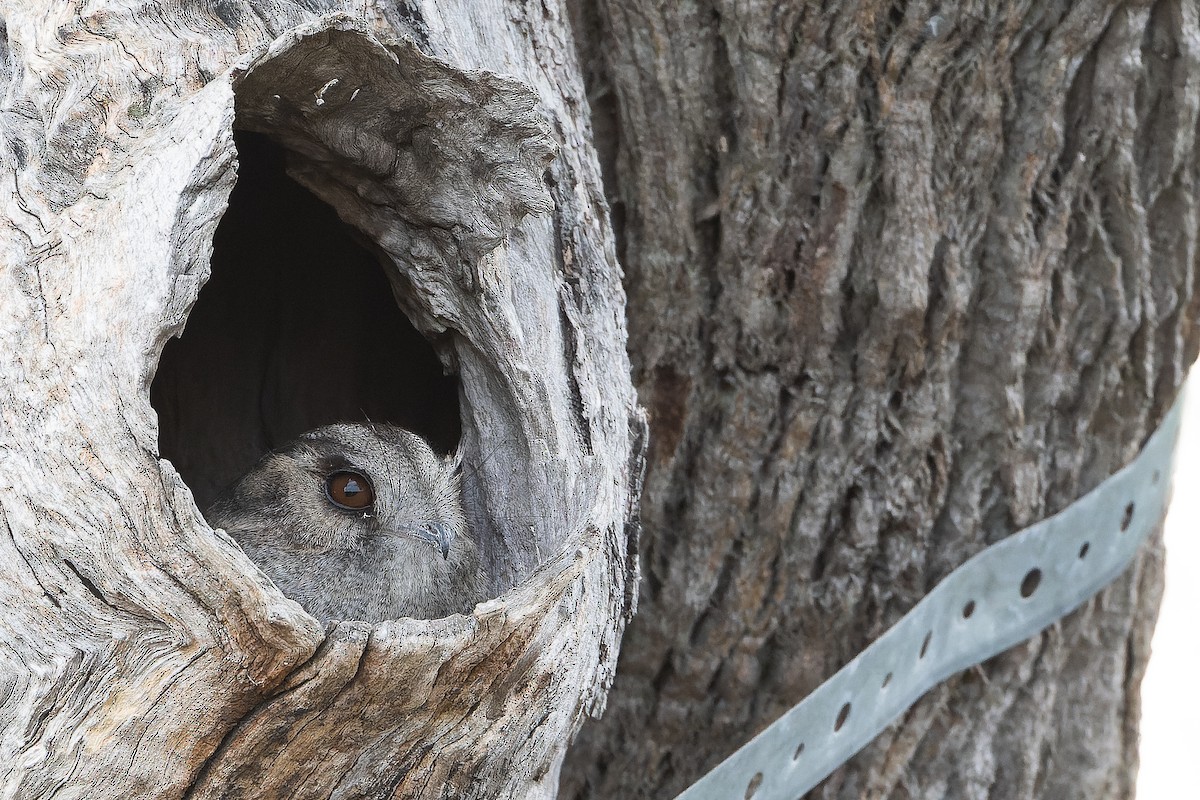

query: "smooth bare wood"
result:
(0, 3), (640, 799)
(561, 1), (1199, 798)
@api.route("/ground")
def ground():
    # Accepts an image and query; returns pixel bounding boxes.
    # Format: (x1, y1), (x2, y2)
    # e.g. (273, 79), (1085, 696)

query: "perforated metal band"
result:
(676, 397), (1184, 800)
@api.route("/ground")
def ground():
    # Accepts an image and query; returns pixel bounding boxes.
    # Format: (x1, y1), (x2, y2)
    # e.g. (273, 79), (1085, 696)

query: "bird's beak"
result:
(412, 522), (455, 560)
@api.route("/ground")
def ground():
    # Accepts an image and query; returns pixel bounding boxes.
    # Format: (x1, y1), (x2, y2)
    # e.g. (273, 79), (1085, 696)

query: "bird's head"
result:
(208, 423), (465, 560)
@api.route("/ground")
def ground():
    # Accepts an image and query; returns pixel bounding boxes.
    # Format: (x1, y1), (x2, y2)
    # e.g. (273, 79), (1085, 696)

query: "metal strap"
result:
(676, 396), (1184, 800)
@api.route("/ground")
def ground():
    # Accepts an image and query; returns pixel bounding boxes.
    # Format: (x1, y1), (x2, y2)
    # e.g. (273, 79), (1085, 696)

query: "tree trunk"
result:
(3, 1), (1197, 799)
(0, 3), (641, 799)
(561, 1), (1199, 799)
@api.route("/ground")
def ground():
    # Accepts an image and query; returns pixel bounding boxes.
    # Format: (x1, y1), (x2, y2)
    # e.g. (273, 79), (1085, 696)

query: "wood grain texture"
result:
(0, 2), (640, 798)
(561, 0), (1199, 798)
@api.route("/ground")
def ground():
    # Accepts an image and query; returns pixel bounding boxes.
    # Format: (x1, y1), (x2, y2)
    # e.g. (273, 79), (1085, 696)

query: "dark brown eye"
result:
(324, 471), (374, 511)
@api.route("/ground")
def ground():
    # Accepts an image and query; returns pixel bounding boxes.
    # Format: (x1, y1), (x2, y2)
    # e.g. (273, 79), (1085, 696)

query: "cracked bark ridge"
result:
(562, 1), (1200, 799)
(0, 4), (639, 800)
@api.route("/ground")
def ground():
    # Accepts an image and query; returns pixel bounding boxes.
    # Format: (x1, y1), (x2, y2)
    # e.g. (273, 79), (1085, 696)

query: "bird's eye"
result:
(324, 471), (375, 511)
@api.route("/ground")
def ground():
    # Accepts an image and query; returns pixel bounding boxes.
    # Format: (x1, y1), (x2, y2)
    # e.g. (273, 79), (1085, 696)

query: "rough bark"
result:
(0, 3), (640, 799)
(561, 0), (1199, 798)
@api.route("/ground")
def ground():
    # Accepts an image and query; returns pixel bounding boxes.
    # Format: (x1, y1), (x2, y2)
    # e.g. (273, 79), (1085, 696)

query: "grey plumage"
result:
(206, 423), (485, 623)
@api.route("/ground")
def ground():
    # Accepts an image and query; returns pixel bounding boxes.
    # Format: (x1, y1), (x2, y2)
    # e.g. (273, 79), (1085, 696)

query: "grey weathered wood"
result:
(561, 0), (1199, 798)
(0, 3), (640, 799)
(4, 0), (1197, 798)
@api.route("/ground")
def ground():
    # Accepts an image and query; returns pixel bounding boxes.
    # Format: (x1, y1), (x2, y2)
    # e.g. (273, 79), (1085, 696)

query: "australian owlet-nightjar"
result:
(205, 423), (485, 622)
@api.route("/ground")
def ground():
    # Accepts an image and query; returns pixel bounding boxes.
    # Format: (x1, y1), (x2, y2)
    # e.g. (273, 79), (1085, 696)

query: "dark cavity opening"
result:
(152, 131), (461, 509)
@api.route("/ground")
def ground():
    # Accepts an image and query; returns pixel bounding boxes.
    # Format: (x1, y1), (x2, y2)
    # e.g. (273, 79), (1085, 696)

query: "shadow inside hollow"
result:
(153, 131), (461, 508)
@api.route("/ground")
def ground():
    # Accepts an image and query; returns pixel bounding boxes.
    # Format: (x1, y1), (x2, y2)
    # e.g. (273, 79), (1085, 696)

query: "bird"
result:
(204, 423), (485, 623)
